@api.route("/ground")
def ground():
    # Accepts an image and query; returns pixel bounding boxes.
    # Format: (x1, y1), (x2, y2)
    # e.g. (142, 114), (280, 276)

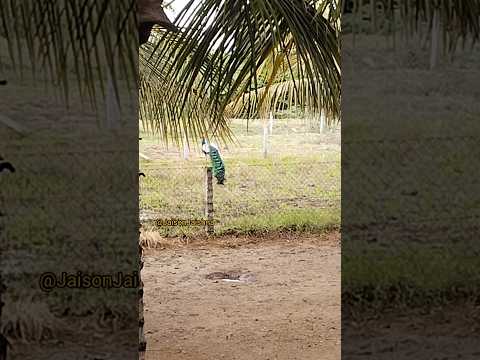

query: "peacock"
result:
(202, 139), (225, 185)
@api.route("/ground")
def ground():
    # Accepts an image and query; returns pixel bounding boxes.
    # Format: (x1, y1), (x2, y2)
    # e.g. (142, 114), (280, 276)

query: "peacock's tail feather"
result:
(209, 145), (225, 184)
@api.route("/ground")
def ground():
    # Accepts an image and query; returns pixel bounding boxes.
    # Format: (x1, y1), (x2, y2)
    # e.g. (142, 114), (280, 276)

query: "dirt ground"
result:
(142, 232), (341, 360)
(343, 306), (480, 359)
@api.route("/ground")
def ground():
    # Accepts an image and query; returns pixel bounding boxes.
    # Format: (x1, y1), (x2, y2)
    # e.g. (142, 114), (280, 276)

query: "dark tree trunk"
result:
(138, 244), (146, 359)
(0, 275), (7, 360)
(137, 0), (177, 45)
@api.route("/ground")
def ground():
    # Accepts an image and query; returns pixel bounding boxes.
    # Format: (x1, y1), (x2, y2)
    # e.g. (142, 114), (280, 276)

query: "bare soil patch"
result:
(142, 232), (340, 360)
(343, 305), (480, 359)
(140, 229), (340, 250)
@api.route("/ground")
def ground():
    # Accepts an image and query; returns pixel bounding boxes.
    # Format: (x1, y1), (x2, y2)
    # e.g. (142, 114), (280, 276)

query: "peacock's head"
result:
(201, 139), (210, 154)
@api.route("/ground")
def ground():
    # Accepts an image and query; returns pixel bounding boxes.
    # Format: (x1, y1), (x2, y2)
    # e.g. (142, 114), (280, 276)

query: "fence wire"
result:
(342, 135), (480, 244)
(139, 160), (340, 235)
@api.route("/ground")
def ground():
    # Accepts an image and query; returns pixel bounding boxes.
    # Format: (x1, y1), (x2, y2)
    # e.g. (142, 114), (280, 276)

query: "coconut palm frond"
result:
(226, 77), (338, 125)
(225, 27), (341, 120)
(139, 33), (233, 145)
(152, 0), (341, 132)
(0, 0), (138, 106)
(408, 0), (480, 39)
(411, 0), (480, 54)
(347, 0), (480, 50)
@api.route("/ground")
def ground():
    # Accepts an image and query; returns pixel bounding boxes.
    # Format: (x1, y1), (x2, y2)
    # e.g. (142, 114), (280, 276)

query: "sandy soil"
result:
(343, 306), (480, 359)
(142, 232), (341, 360)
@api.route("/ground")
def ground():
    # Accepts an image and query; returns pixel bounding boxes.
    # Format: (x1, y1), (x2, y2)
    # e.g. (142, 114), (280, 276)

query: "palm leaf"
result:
(346, 0), (480, 54)
(0, 0), (138, 107)
(139, 34), (233, 146)
(226, 77), (338, 125)
(151, 0), (341, 134)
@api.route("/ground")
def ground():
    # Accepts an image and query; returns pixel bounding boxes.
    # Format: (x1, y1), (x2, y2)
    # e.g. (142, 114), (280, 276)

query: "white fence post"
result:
(269, 111), (274, 134)
(430, 7), (440, 70)
(320, 111), (326, 134)
(183, 135), (190, 160)
(263, 121), (268, 158)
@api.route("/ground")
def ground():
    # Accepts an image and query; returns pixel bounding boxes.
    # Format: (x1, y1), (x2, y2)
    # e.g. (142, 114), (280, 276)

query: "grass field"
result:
(139, 117), (340, 236)
(341, 34), (480, 314)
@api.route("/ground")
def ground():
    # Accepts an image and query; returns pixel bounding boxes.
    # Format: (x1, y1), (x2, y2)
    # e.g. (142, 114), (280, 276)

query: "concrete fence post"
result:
(430, 7), (440, 70)
(320, 111), (326, 134)
(183, 134), (190, 160)
(269, 111), (274, 134)
(262, 122), (268, 158)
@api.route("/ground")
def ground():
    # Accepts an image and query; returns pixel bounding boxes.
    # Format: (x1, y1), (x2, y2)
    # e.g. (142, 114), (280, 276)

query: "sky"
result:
(164, 0), (192, 19)
(163, 0), (218, 44)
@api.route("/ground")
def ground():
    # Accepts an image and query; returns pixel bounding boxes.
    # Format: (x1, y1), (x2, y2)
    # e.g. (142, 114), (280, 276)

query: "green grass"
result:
(215, 208), (339, 235)
(142, 208), (340, 237)
(139, 118), (340, 236)
(343, 242), (480, 311)
(139, 156), (340, 236)
(344, 246), (480, 290)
